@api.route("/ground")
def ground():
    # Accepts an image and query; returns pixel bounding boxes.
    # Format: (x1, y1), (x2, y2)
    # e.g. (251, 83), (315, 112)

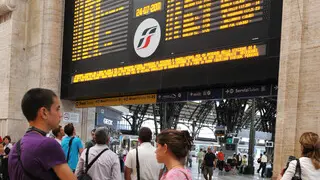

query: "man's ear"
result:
(38, 107), (48, 120)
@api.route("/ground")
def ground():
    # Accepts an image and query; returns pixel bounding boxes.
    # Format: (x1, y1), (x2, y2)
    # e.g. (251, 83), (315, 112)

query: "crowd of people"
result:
(5, 88), (194, 180)
(0, 88), (319, 180)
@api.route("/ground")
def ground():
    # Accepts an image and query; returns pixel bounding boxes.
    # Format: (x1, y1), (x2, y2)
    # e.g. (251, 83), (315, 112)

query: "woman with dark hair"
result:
(3, 136), (12, 153)
(2, 136), (12, 180)
(156, 129), (193, 180)
(278, 132), (320, 180)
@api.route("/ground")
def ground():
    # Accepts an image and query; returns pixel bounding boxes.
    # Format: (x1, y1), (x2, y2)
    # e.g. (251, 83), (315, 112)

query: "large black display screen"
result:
(61, 0), (282, 100)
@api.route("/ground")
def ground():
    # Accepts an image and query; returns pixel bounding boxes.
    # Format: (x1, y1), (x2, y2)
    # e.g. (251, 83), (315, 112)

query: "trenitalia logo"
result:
(137, 26), (157, 49)
(134, 18), (161, 58)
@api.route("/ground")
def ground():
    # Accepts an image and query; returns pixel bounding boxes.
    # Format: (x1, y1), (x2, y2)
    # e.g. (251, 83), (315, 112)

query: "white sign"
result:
(103, 118), (113, 126)
(134, 18), (161, 58)
(63, 112), (80, 123)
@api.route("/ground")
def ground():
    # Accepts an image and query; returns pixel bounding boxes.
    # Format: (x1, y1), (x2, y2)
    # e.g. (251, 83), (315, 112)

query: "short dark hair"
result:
(95, 128), (108, 144)
(91, 129), (96, 134)
(157, 130), (193, 160)
(64, 123), (74, 136)
(21, 88), (57, 121)
(139, 127), (152, 143)
(52, 125), (62, 137)
(3, 136), (11, 143)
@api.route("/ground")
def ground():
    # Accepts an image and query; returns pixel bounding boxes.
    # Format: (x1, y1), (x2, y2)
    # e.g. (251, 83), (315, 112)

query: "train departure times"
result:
(165, 0), (267, 41)
(73, 44), (266, 83)
(72, 0), (130, 61)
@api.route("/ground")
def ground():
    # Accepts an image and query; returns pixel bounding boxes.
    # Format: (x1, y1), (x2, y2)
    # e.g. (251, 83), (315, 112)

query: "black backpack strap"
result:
(16, 139), (41, 179)
(67, 137), (75, 162)
(136, 147), (140, 180)
(85, 146), (91, 172)
(85, 147), (109, 173)
(295, 159), (302, 179)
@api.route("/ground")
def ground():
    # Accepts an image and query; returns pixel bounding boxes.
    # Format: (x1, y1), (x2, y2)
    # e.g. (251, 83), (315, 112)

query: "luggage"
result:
(265, 167), (273, 178)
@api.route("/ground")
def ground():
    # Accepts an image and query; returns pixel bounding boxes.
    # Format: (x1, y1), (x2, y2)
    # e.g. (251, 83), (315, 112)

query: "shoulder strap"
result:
(67, 137), (75, 162)
(16, 140), (41, 179)
(136, 147), (140, 180)
(295, 159), (302, 179)
(85, 146), (91, 171)
(85, 147), (109, 173)
(178, 169), (190, 180)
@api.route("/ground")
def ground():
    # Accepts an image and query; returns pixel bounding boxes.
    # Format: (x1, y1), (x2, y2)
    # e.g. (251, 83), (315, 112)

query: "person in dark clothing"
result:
(236, 153), (242, 169)
(2, 136), (12, 180)
(257, 154), (263, 173)
(203, 147), (216, 180)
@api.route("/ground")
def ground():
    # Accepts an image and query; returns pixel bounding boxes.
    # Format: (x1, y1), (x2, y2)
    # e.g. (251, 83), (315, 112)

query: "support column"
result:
(248, 99), (256, 174)
(273, 0), (320, 179)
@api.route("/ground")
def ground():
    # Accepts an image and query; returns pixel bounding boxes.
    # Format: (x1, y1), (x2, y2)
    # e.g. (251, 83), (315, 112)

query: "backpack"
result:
(257, 158), (261, 163)
(78, 147), (109, 180)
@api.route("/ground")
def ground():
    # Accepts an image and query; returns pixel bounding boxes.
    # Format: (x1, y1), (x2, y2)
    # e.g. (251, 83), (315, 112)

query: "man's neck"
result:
(29, 120), (50, 133)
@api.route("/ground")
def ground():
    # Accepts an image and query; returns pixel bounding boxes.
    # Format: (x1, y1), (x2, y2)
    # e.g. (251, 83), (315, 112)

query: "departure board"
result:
(72, 0), (130, 61)
(165, 0), (265, 41)
(62, 0), (283, 100)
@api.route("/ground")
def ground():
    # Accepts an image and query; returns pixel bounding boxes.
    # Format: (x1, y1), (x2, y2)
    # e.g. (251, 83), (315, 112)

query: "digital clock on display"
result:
(135, 2), (163, 18)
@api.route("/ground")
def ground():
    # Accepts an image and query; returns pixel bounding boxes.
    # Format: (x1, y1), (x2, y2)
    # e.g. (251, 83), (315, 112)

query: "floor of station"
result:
(121, 157), (271, 179)
(189, 158), (271, 180)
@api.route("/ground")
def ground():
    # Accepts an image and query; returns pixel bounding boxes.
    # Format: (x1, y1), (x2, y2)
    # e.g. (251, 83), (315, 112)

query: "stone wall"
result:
(0, 0), (95, 142)
(273, 0), (320, 178)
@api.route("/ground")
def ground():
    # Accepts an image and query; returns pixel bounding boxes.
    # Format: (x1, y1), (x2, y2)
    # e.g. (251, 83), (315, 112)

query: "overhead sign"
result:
(63, 112), (80, 123)
(157, 92), (188, 103)
(76, 94), (157, 108)
(61, 0), (282, 100)
(188, 89), (223, 101)
(224, 85), (271, 99)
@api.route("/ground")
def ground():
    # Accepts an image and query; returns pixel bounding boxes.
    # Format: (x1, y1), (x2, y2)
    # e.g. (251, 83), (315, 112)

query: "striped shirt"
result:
(75, 144), (121, 180)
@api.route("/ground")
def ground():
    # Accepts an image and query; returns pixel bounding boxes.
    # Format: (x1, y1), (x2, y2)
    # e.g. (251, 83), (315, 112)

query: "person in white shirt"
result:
(278, 132), (320, 180)
(75, 127), (121, 180)
(124, 127), (162, 180)
(52, 125), (65, 144)
(260, 152), (268, 177)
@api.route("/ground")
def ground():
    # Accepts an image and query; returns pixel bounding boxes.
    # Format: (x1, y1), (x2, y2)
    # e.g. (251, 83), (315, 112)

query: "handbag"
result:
(292, 159), (302, 180)
(78, 147), (109, 180)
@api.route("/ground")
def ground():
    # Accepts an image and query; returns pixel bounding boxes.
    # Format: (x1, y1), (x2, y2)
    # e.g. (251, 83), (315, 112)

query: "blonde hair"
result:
(299, 132), (320, 169)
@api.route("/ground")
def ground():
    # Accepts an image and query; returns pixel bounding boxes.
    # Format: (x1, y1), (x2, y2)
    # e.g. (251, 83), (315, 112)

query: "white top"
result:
(261, 155), (268, 163)
(281, 157), (320, 180)
(75, 144), (121, 180)
(125, 142), (162, 180)
(4, 143), (13, 150)
(55, 138), (61, 144)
